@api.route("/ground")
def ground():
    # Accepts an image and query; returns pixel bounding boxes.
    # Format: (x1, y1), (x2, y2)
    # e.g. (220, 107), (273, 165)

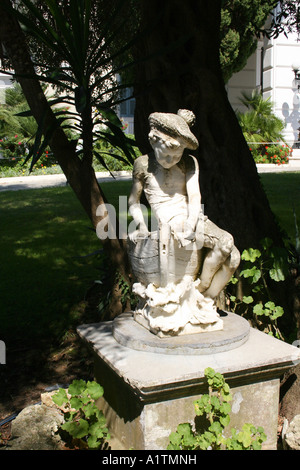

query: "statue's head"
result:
(148, 110), (198, 169)
(148, 109), (199, 150)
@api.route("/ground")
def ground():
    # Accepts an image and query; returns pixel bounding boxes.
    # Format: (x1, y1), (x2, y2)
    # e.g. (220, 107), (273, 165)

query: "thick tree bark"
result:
(133, 0), (282, 252)
(0, 0), (130, 318)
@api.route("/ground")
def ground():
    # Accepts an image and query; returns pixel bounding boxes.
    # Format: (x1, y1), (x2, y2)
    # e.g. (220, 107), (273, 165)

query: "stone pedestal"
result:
(77, 312), (300, 450)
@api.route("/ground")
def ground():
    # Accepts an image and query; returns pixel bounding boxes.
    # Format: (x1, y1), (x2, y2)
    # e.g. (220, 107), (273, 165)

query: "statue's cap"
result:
(148, 109), (199, 150)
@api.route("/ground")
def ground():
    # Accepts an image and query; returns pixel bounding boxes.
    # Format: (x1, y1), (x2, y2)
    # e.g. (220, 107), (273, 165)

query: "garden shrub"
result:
(236, 91), (292, 165)
(250, 142), (292, 165)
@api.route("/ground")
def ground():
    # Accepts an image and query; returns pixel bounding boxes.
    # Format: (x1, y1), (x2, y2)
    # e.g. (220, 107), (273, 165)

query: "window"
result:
(119, 87), (135, 117)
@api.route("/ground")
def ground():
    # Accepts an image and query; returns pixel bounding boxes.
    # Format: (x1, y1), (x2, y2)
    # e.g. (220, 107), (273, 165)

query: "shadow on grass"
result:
(0, 186), (111, 419)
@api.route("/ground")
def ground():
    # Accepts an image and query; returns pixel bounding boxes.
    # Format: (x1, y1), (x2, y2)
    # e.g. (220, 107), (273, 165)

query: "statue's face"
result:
(149, 131), (186, 169)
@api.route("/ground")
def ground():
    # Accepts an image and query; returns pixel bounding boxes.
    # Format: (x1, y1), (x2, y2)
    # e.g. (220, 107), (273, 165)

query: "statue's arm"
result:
(128, 173), (149, 238)
(185, 155), (202, 233)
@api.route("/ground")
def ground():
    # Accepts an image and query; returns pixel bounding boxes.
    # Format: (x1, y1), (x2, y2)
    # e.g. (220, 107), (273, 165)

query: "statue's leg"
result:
(197, 219), (237, 295)
(202, 246), (240, 299)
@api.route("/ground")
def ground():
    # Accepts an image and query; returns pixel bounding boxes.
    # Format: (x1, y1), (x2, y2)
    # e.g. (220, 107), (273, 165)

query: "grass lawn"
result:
(0, 181), (131, 347)
(260, 172), (300, 245)
(0, 173), (299, 347)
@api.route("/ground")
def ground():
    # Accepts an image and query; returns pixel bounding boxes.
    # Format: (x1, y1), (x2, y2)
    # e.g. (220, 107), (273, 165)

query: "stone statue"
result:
(127, 109), (240, 337)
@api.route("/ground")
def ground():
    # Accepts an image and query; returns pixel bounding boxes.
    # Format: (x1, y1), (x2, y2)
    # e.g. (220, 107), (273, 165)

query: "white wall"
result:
(226, 47), (261, 113)
(227, 31), (300, 147)
(266, 31), (300, 146)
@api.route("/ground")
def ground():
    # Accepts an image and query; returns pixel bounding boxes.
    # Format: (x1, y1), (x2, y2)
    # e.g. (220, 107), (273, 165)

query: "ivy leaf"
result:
(269, 267), (285, 282)
(52, 388), (68, 407)
(252, 440), (262, 450)
(220, 402), (231, 415)
(89, 422), (108, 439)
(209, 421), (223, 435)
(237, 429), (252, 448)
(240, 266), (261, 283)
(82, 402), (97, 418)
(168, 431), (182, 448)
(271, 305), (284, 320)
(253, 303), (265, 316)
(220, 414), (231, 428)
(86, 381), (104, 400)
(177, 423), (193, 439)
(68, 379), (87, 396)
(87, 434), (99, 449)
(62, 418), (89, 439)
(242, 295), (254, 304)
(70, 397), (83, 410)
(210, 395), (221, 410)
(260, 237), (273, 250)
(241, 248), (261, 262)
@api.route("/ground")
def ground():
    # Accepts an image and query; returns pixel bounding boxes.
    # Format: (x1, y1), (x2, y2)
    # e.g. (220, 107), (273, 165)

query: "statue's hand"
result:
(175, 223), (196, 247)
(128, 226), (150, 243)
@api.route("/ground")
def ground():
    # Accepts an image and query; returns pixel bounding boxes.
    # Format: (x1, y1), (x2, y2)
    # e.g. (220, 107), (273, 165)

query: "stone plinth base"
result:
(134, 311), (224, 337)
(77, 313), (300, 450)
(113, 311), (249, 354)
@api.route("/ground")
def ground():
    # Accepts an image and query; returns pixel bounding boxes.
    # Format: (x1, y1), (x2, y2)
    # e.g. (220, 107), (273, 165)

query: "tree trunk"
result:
(0, 0), (130, 318)
(133, 0), (282, 252)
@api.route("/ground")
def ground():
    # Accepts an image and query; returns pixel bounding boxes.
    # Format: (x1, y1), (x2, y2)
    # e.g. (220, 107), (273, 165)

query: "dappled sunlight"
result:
(0, 187), (102, 343)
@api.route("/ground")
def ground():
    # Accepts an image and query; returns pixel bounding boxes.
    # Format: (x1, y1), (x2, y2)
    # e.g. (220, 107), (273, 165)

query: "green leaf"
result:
(209, 421), (223, 435)
(168, 431), (182, 448)
(220, 402), (231, 415)
(271, 305), (284, 320)
(96, 107), (123, 128)
(220, 414), (231, 428)
(62, 418), (89, 439)
(86, 381), (104, 400)
(253, 303), (265, 316)
(197, 431), (214, 450)
(52, 388), (68, 407)
(210, 395), (221, 408)
(89, 422), (107, 439)
(70, 397), (83, 410)
(260, 237), (273, 250)
(237, 430), (252, 448)
(240, 266), (261, 283)
(87, 434), (99, 449)
(265, 301), (275, 310)
(269, 267), (285, 282)
(242, 295), (254, 304)
(177, 423), (193, 439)
(241, 248), (261, 262)
(82, 403), (96, 418)
(68, 379), (87, 396)
(252, 440), (262, 450)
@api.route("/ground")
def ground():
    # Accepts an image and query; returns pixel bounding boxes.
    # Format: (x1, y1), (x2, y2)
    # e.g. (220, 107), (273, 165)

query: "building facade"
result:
(227, 30), (300, 148)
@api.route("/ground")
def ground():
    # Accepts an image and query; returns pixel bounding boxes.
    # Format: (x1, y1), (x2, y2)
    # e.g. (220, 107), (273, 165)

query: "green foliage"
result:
(4, 0), (138, 172)
(168, 368), (266, 451)
(220, 0), (278, 82)
(0, 83), (38, 160)
(226, 237), (288, 338)
(250, 143), (292, 165)
(52, 379), (110, 450)
(93, 133), (140, 172)
(236, 91), (290, 165)
(237, 91), (285, 143)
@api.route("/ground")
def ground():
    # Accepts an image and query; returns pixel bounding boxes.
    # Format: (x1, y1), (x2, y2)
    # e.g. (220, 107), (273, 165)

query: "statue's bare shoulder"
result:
(133, 154), (150, 181)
